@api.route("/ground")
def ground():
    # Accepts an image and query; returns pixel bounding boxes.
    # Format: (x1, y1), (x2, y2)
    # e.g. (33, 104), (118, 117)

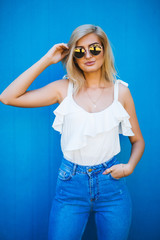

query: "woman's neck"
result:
(83, 70), (107, 88)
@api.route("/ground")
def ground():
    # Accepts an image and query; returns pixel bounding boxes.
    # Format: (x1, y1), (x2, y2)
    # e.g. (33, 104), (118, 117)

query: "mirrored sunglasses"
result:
(74, 43), (103, 59)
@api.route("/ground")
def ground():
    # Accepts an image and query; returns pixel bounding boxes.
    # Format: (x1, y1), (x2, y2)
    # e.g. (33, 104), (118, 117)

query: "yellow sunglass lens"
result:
(74, 49), (80, 52)
(89, 44), (102, 52)
(74, 48), (85, 52)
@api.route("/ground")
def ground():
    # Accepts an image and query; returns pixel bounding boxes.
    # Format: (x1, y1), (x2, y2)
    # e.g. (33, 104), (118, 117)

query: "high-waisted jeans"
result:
(48, 155), (132, 240)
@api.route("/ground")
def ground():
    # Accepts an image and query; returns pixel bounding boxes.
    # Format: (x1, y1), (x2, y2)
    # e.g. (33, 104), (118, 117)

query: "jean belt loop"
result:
(102, 162), (108, 168)
(72, 163), (77, 175)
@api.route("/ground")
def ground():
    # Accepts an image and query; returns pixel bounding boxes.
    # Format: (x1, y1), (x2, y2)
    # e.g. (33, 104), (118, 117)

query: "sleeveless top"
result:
(52, 78), (135, 166)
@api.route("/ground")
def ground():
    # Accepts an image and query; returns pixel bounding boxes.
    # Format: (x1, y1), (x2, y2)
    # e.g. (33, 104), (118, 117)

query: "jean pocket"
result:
(109, 172), (121, 181)
(58, 165), (73, 181)
(105, 158), (121, 181)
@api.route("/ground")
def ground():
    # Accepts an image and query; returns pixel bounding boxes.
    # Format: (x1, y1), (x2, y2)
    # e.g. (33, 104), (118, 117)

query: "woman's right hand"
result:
(44, 43), (70, 65)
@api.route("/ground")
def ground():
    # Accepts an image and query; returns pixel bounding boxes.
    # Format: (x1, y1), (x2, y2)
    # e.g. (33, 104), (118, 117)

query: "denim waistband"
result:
(61, 155), (119, 173)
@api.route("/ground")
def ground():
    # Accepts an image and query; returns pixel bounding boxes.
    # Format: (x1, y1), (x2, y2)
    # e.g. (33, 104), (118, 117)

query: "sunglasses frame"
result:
(73, 43), (103, 59)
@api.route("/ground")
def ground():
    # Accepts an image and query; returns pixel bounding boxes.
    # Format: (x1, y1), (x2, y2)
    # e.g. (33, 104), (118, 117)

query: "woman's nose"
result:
(85, 48), (92, 58)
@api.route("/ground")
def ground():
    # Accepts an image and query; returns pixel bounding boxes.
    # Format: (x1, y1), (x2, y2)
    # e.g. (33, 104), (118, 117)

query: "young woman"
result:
(0, 24), (145, 240)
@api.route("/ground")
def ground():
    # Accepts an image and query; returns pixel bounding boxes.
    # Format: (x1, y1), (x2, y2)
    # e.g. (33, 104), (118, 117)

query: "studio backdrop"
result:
(0, 0), (160, 239)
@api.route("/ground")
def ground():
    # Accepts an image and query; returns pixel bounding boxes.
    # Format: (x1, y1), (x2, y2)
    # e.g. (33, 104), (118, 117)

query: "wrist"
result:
(125, 163), (134, 175)
(41, 54), (53, 67)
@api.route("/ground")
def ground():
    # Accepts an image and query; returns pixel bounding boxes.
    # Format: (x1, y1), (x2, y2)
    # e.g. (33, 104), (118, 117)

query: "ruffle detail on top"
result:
(115, 101), (135, 136)
(52, 97), (81, 134)
(52, 96), (135, 151)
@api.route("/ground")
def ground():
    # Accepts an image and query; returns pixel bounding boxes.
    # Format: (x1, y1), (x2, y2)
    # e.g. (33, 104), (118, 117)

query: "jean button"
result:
(88, 168), (92, 172)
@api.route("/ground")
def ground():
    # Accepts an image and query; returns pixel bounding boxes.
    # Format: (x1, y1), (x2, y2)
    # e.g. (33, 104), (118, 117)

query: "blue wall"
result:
(0, 0), (160, 239)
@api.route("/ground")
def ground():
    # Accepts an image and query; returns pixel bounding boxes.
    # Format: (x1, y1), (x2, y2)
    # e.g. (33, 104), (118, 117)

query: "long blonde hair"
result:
(61, 24), (118, 94)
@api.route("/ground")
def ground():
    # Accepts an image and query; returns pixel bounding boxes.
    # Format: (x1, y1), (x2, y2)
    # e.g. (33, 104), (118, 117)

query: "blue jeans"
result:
(48, 155), (132, 240)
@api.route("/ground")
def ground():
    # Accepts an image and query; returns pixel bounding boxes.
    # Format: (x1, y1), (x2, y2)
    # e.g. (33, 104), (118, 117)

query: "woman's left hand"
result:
(102, 163), (133, 179)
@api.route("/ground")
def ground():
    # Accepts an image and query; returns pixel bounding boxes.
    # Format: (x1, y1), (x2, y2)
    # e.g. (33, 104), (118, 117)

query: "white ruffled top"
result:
(52, 77), (135, 166)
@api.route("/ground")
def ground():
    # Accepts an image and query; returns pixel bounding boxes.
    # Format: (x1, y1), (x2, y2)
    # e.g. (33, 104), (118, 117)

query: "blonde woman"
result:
(0, 24), (145, 240)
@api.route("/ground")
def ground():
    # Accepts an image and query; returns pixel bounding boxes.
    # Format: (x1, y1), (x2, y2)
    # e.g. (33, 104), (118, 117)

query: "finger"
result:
(61, 44), (69, 49)
(53, 43), (68, 51)
(102, 167), (113, 175)
(58, 43), (69, 48)
(61, 51), (69, 58)
(62, 43), (69, 47)
(58, 46), (69, 53)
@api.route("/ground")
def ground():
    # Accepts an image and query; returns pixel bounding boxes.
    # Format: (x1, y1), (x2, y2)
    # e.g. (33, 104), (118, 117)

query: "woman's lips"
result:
(85, 61), (95, 66)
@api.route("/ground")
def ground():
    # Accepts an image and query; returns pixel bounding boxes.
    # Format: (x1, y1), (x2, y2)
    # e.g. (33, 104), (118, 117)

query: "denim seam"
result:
(75, 170), (102, 174)
(95, 175), (99, 200)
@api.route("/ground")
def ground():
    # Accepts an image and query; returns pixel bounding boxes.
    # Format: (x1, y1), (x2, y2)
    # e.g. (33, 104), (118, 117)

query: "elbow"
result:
(140, 139), (145, 157)
(141, 136), (145, 149)
(142, 138), (145, 152)
(138, 138), (146, 154)
(139, 138), (145, 150)
(131, 138), (145, 152)
(0, 95), (10, 105)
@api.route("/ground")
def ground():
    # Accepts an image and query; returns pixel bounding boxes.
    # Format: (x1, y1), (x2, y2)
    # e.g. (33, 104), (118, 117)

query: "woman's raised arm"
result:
(0, 43), (69, 107)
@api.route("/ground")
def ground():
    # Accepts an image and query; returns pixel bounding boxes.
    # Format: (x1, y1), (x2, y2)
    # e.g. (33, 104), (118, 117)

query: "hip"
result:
(54, 155), (132, 206)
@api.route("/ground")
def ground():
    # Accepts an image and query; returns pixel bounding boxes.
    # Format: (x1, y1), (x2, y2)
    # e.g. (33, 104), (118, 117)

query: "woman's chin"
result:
(83, 67), (101, 73)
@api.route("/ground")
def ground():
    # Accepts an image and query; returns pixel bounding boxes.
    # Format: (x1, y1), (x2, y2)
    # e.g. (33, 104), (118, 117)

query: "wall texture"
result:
(0, 0), (160, 239)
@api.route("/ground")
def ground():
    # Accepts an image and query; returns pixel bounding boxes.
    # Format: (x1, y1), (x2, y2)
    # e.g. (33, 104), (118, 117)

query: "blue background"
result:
(0, 0), (160, 239)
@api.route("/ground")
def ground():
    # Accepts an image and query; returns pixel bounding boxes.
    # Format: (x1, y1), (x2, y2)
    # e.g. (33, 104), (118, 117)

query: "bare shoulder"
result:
(52, 78), (69, 103)
(118, 82), (131, 106)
